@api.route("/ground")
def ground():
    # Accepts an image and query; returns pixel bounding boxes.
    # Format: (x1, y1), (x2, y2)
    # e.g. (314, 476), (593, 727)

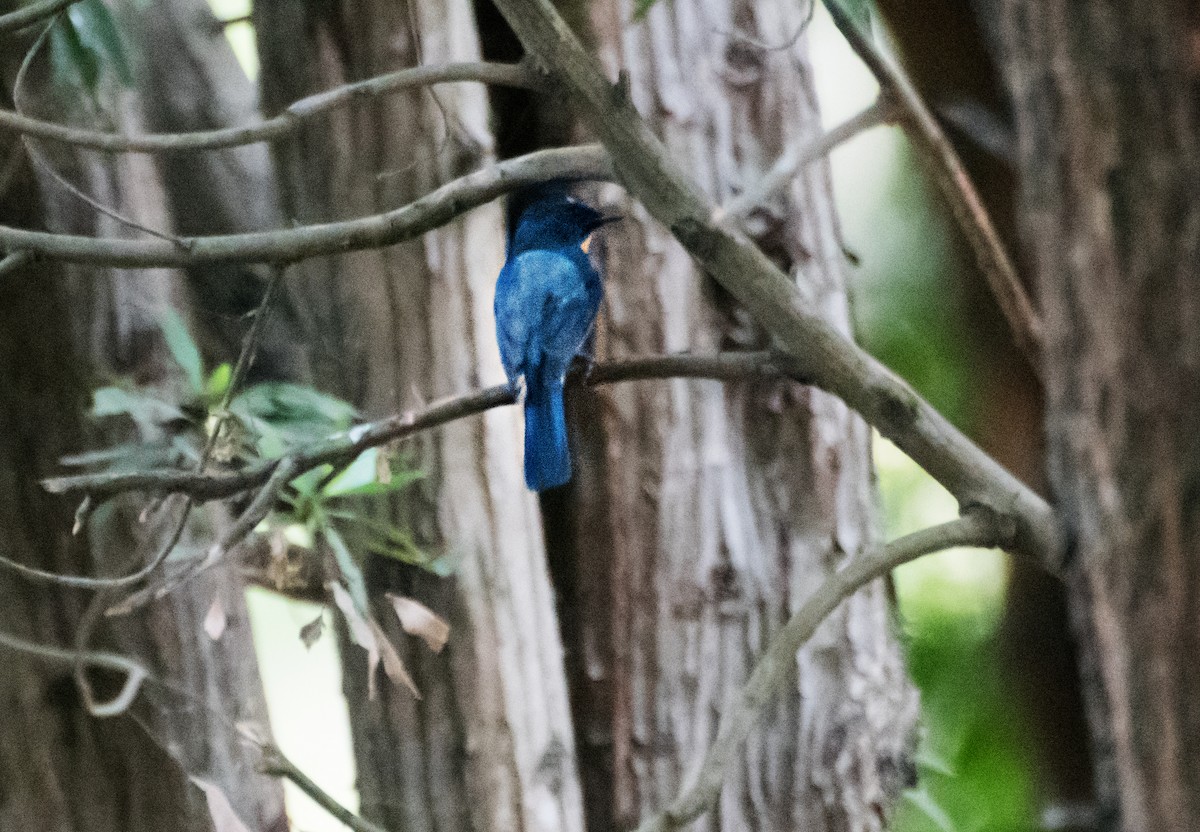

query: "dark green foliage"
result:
(47, 0), (131, 98)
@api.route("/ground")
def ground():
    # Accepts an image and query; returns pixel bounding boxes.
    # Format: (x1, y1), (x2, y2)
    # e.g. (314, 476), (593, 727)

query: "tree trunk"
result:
(984, 2), (1200, 829)
(550, 2), (918, 830)
(254, 3), (585, 831)
(0, 4), (284, 829)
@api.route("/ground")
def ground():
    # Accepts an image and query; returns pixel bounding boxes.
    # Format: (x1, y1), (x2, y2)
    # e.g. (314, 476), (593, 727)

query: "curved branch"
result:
(0, 0), (79, 35)
(0, 145), (611, 266)
(0, 626), (150, 719)
(0, 62), (537, 153)
(635, 510), (1007, 832)
(821, 0), (1042, 366)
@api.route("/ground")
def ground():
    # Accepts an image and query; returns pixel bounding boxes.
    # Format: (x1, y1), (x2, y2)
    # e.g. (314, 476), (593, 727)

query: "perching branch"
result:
(0, 0), (80, 34)
(0, 62), (537, 153)
(634, 509), (1008, 832)
(489, 0), (1062, 569)
(41, 351), (799, 504)
(0, 145), (611, 267)
(820, 0), (1043, 366)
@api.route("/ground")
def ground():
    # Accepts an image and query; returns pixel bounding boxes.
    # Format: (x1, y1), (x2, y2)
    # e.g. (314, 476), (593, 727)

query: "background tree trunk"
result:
(545, 2), (919, 830)
(254, 3), (586, 831)
(0, 3), (284, 829)
(982, 1), (1200, 829)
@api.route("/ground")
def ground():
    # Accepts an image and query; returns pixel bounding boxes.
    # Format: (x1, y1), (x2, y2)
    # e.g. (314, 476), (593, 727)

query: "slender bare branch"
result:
(634, 509), (1008, 832)
(0, 0), (80, 34)
(490, 0), (1061, 568)
(260, 746), (393, 832)
(0, 626), (149, 718)
(0, 62), (537, 153)
(0, 145), (611, 267)
(820, 0), (1042, 366)
(716, 96), (893, 222)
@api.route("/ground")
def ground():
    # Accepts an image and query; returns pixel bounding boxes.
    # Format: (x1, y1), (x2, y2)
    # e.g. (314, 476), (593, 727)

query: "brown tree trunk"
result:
(0, 3), (284, 829)
(255, 3), (585, 831)
(985, 1), (1200, 829)
(552, 2), (918, 830)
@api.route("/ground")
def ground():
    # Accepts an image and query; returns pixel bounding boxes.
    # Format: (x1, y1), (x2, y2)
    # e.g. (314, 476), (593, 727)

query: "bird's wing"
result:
(495, 250), (600, 379)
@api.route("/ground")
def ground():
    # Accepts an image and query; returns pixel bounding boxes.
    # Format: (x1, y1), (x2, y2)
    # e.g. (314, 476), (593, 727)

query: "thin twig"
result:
(0, 617), (389, 832)
(635, 510), (1007, 832)
(260, 746), (393, 832)
(716, 97), (893, 222)
(0, 0), (80, 34)
(0, 249), (34, 278)
(0, 625), (149, 717)
(821, 0), (1042, 366)
(0, 145), (611, 266)
(0, 62), (537, 153)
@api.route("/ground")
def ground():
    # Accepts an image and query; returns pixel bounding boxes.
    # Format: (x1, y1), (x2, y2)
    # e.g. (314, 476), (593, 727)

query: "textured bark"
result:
(984, 1), (1200, 829)
(0, 4), (284, 830)
(550, 2), (918, 830)
(255, 3), (585, 831)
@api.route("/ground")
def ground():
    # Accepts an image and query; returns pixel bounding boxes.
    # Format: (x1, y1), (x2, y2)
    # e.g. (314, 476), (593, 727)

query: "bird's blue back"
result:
(494, 194), (608, 490)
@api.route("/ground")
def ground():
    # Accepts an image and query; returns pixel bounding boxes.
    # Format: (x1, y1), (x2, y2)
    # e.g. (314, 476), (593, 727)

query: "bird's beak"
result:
(582, 215), (622, 254)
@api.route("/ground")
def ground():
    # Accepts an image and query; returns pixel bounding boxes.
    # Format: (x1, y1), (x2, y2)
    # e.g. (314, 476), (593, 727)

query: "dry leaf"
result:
(328, 582), (421, 700)
(386, 594), (450, 653)
(204, 595), (227, 641)
(369, 618), (421, 699)
(328, 582), (380, 700)
(189, 777), (253, 832)
(299, 612), (325, 649)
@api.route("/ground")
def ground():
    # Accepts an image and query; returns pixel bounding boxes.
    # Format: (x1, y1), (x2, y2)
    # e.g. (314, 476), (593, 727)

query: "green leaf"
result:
(49, 14), (100, 93)
(632, 0), (662, 20)
(206, 362), (232, 402)
(68, 0), (133, 87)
(159, 308), (205, 395)
(902, 788), (957, 832)
(322, 448), (425, 498)
(91, 386), (186, 436)
(323, 523), (369, 614)
(914, 750), (957, 778)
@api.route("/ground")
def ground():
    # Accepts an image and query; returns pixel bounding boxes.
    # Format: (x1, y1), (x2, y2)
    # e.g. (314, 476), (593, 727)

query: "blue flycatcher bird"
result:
(494, 191), (619, 491)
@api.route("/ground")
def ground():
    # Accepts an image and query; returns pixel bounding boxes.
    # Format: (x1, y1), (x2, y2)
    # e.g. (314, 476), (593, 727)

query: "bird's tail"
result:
(524, 362), (571, 491)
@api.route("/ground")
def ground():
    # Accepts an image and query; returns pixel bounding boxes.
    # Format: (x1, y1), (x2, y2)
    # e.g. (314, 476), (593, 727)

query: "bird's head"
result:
(509, 191), (621, 255)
